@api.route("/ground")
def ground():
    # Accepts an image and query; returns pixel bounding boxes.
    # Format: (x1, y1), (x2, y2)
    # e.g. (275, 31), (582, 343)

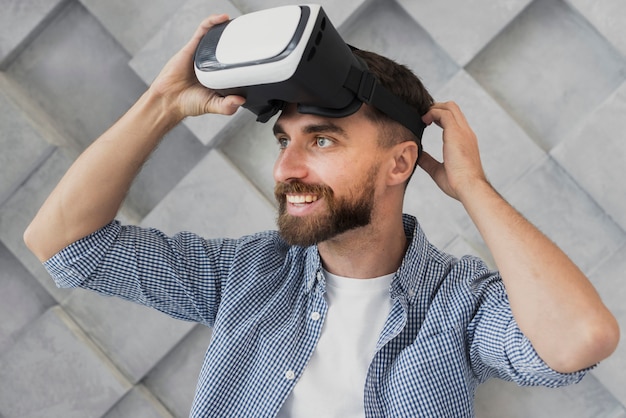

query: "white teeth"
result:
(287, 194), (318, 204)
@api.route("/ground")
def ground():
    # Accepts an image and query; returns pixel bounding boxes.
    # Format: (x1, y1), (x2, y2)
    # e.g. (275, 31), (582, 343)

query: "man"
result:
(24, 13), (618, 418)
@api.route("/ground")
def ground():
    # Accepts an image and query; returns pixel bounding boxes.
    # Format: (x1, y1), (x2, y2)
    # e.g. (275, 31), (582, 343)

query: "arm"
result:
(419, 101), (619, 373)
(24, 14), (245, 262)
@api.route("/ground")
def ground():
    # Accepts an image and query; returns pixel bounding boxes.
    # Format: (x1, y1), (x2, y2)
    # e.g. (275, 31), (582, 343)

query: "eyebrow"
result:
(273, 121), (348, 138)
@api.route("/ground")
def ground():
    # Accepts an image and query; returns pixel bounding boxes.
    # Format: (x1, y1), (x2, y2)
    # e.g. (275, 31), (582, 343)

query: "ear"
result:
(387, 141), (418, 186)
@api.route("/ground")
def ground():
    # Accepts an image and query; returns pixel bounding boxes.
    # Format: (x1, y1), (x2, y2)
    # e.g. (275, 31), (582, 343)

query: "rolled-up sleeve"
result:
(45, 221), (123, 288)
(468, 275), (590, 388)
(44, 220), (232, 326)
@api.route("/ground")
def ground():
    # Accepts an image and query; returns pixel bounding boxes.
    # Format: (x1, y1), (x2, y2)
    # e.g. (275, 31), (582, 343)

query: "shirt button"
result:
(316, 272), (323, 281)
(310, 312), (321, 321)
(408, 289), (416, 298)
(285, 370), (295, 380)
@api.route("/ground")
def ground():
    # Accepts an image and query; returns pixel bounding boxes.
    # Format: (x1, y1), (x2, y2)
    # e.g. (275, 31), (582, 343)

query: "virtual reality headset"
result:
(194, 4), (426, 140)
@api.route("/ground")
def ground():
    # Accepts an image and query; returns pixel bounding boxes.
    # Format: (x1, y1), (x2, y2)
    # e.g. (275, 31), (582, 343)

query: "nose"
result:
(273, 143), (308, 183)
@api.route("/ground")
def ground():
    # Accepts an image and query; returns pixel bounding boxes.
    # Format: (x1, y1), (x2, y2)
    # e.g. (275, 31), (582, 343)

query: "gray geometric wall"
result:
(1, 0), (625, 416)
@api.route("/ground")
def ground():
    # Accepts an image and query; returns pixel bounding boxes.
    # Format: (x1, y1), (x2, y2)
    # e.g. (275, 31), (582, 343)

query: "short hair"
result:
(352, 49), (434, 152)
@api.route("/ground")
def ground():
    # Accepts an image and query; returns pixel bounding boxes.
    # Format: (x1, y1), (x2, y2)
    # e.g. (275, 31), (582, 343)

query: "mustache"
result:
(274, 182), (334, 199)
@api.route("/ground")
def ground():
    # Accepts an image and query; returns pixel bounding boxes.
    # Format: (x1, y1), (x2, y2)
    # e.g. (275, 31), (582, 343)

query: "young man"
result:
(24, 14), (618, 418)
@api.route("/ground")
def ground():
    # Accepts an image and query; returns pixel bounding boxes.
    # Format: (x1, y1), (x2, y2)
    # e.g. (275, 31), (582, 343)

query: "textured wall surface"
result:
(1, 0), (625, 417)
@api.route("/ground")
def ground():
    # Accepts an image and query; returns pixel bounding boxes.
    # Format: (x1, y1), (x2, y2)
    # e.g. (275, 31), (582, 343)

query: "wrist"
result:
(456, 177), (497, 207)
(141, 87), (186, 130)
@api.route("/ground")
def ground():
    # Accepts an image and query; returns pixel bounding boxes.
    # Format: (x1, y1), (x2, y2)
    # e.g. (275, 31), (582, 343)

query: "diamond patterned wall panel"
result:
(0, 147), (76, 303)
(142, 325), (213, 418)
(6, 1), (209, 220)
(475, 373), (626, 418)
(588, 243), (626, 407)
(397, 0), (533, 67)
(231, 0), (368, 26)
(103, 385), (174, 418)
(0, 0), (68, 69)
(0, 306), (132, 417)
(465, 0), (626, 152)
(343, 0), (459, 94)
(0, 85), (55, 207)
(0, 241), (55, 356)
(567, 0), (626, 58)
(140, 149), (277, 237)
(1, 0), (625, 417)
(129, 0), (242, 147)
(219, 112), (281, 203)
(62, 289), (195, 384)
(404, 69), (547, 250)
(497, 157), (625, 274)
(552, 81), (626, 232)
(78, 0), (182, 55)
(7, 2), (147, 151)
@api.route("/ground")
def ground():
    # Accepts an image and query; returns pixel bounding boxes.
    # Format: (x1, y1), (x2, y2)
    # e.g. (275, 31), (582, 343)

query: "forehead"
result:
(273, 103), (373, 137)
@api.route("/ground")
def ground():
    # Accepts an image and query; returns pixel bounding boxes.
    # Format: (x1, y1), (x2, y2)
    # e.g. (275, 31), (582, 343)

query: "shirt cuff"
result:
(505, 319), (593, 387)
(44, 221), (122, 288)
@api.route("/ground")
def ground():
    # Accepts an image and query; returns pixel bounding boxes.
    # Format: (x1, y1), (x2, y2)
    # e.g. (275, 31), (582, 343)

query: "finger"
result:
(422, 103), (457, 128)
(422, 101), (476, 142)
(440, 101), (470, 126)
(422, 101), (468, 126)
(416, 150), (442, 179)
(197, 13), (230, 34)
(429, 101), (460, 113)
(184, 14), (230, 51)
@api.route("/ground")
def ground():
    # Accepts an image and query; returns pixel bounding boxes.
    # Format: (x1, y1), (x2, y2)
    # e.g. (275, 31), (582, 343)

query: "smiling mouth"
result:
(286, 194), (319, 205)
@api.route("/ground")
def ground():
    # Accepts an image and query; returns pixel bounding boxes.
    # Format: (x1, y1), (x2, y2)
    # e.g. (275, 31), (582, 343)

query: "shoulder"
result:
(400, 214), (504, 307)
(419, 244), (506, 330)
(425, 242), (502, 297)
(218, 229), (289, 259)
(207, 229), (312, 276)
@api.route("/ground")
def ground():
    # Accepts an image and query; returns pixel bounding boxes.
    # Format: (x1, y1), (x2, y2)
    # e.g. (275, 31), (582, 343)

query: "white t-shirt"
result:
(277, 269), (394, 418)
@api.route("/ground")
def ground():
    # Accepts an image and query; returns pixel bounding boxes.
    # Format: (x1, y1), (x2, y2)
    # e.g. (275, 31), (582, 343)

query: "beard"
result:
(274, 167), (378, 247)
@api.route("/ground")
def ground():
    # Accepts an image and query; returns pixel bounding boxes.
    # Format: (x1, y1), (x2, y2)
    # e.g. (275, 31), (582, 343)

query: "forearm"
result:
(24, 88), (182, 262)
(420, 101), (619, 372)
(24, 14), (244, 262)
(459, 181), (619, 373)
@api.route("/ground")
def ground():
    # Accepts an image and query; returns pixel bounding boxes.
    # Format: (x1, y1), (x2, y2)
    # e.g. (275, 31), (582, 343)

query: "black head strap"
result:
(343, 61), (427, 141)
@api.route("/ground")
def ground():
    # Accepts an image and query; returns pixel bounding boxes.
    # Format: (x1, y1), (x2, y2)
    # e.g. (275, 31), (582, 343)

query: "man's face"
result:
(274, 165), (379, 246)
(272, 105), (384, 246)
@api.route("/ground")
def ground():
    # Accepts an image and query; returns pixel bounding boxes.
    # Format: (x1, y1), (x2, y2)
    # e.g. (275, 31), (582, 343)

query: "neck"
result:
(317, 212), (407, 279)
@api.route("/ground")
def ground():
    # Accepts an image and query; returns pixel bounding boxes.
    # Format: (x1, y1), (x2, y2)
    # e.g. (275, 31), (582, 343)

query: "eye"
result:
(277, 137), (290, 150)
(315, 136), (333, 148)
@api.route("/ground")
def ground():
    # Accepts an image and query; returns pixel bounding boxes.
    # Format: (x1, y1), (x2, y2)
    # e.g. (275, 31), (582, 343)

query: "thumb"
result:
(417, 150), (441, 180)
(222, 95), (246, 114)
(206, 94), (246, 116)
(418, 150), (456, 199)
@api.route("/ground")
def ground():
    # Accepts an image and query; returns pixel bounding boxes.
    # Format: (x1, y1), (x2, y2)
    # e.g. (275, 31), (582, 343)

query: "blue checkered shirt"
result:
(45, 214), (586, 417)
